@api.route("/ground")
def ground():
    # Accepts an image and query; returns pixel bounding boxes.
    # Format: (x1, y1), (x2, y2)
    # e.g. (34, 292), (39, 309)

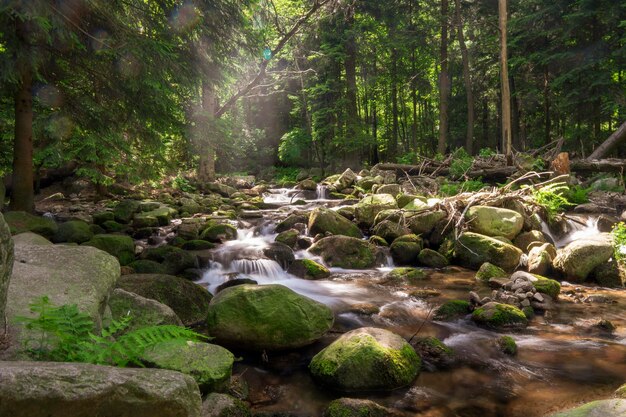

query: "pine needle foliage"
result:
(15, 296), (207, 366)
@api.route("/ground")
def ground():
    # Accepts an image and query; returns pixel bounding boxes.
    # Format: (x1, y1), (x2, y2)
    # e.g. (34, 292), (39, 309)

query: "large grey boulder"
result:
(308, 207), (362, 238)
(553, 236), (614, 282)
(355, 194), (398, 227)
(0, 213), (13, 328)
(7, 243), (120, 332)
(454, 232), (523, 271)
(465, 206), (524, 240)
(108, 288), (182, 332)
(0, 361), (201, 417)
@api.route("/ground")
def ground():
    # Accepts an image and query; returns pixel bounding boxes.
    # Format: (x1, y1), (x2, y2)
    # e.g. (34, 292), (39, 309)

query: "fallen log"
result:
(587, 121), (626, 160)
(570, 159), (626, 173)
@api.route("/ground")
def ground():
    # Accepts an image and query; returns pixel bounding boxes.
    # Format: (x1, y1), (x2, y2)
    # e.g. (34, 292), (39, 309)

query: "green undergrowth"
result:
(15, 296), (207, 367)
(526, 182), (574, 220)
(612, 222), (626, 264)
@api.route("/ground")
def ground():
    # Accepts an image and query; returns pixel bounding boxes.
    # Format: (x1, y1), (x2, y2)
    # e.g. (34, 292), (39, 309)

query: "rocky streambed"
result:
(0, 168), (625, 417)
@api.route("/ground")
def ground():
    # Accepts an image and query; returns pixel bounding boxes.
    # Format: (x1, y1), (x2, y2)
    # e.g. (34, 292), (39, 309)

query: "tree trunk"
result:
(344, 4), (359, 168)
(389, 47), (399, 161)
(587, 121), (626, 160)
(498, 0), (512, 164)
(197, 82), (216, 183)
(454, 0), (474, 155)
(437, 0), (450, 155)
(10, 17), (35, 213)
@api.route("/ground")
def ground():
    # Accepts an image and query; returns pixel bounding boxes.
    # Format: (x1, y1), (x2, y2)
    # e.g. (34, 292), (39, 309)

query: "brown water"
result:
(199, 193), (626, 417)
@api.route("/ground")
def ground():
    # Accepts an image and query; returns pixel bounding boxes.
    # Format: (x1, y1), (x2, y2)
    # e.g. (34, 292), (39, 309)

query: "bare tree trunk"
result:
(197, 81), (217, 183)
(498, 0), (512, 164)
(10, 17), (34, 213)
(437, 0), (450, 155)
(588, 121), (626, 160)
(390, 47), (399, 160)
(344, 3), (359, 167)
(454, 0), (474, 155)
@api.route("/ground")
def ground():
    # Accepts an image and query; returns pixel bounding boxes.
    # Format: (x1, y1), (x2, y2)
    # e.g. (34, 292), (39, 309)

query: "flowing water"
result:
(197, 189), (626, 417)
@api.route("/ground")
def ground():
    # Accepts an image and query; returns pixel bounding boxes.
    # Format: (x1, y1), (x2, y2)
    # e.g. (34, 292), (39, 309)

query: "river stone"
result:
(510, 272), (561, 299)
(417, 248), (449, 268)
(287, 259), (330, 280)
(205, 182), (237, 198)
(0, 361), (201, 417)
(113, 199), (141, 223)
(52, 220), (94, 244)
(402, 198), (429, 211)
(406, 210), (447, 236)
(355, 194), (398, 227)
(0, 214), (13, 331)
(513, 230), (548, 252)
(200, 223), (238, 243)
(471, 302), (528, 329)
(455, 232), (523, 271)
(12, 232), (52, 246)
(376, 184), (401, 196)
(275, 214), (309, 233)
(309, 235), (376, 269)
(383, 267), (427, 285)
(550, 399), (626, 417)
(117, 274), (211, 326)
(465, 206), (524, 240)
(309, 327), (420, 392)
(7, 243), (119, 335)
(308, 207), (362, 238)
(433, 300), (471, 321)
(143, 341), (234, 393)
(202, 393), (251, 417)
(616, 384), (626, 398)
(83, 234), (135, 266)
(334, 168), (357, 191)
(553, 236), (614, 282)
(591, 259), (625, 287)
(390, 234), (423, 266)
(324, 398), (393, 417)
(141, 245), (198, 275)
(475, 262), (507, 282)
(207, 284), (334, 350)
(372, 220), (409, 243)
(4, 211), (58, 238)
(527, 244), (554, 276)
(108, 288), (182, 331)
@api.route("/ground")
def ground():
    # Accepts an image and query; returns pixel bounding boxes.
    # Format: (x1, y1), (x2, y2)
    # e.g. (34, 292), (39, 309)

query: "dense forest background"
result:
(1, 0), (625, 197)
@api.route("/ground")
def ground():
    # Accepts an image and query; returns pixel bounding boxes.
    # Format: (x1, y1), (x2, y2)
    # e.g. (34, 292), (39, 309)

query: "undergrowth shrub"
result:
(439, 179), (486, 196)
(449, 148), (473, 179)
(526, 182), (574, 220)
(612, 222), (626, 264)
(16, 296), (206, 366)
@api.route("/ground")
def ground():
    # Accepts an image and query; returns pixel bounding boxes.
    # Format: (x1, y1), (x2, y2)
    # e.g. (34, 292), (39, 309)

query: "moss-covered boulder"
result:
(384, 267), (427, 285)
(287, 259), (330, 280)
(553, 237), (614, 282)
(205, 182), (237, 198)
(309, 207), (362, 238)
(475, 262), (507, 282)
(128, 259), (168, 274)
(433, 300), (471, 321)
(202, 393), (251, 417)
(411, 336), (454, 368)
(108, 288), (182, 331)
(309, 327), (420, 392)
(309, 236), (376, 269)
(83, 234), (135, 266)
(402, 198), (429, 211)
(275, 214), (309, 233)
(549, 399), (626, 417)
(513, 230), (547, 252)
(181, 240), (215, 251)
(334, 168), (357, 191)
(102, 220), (127, 233)
(497, 335), (517, 355)
(396, 194), (425, 209)
(52, 220), (93, 244)
(591, 259), (625, 288)
(4, 211), (58, 238)
(200, 223), (238, 243)
(417, 248), (449, 268)
(471, 302), (528, 329)
(389, 234), (423, 266)
(113, 199), (141, 223)
(206, 284), (334, 350)
(143, 341), (234, 393)
(616, 384), (626, 398)
(355, 194), (398, 227)
(406, 210), (447, 236)
(134, 207), (178, 228)
(465, 206), (524, 240)
(519, 273), (561, 299)
(11, 232), (52, 246)
(455, 232), (523, 271)
(275, 229), (299, 248)
(117, 274), (212, 326)
(324, 398), (392, 417)
(372, 220), (408, 244)
(92, 211), (115, 225)
(141, 246), (197, 275)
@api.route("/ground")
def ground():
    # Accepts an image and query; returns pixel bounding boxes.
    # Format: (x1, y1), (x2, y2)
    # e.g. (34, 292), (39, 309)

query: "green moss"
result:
(92, 211), (115, 225)
(275, 229), (299, 247)
(141, 245), (197, 275)
(616, 384), (626, 398)
(200, 223), (238, 243)
(475, 262), (507, 282)
(434, 300), (471, 321)
(531, 274), (561, 298)
(368, 235), (388, 247)
(101, 220), (127, 233)
(128, 259), (167, 274)
(390, 241), (421, 265)
(455, 232), (523, 271)
(417, 248), (449, 268)
(308, 207), (362, 238)
(82, 234), (135, 265)
(52, 220), (93, 244)
(309, 236), (376, 269)
(406, 210), (447, 235)
(181, 240), (215, 250)
(472, 303), (528, 329)
(4, 211), (58, 238)
(385, 267), (427, 284)
(302, 258), (330, 279)
(497, 335), (517, 355)
(113, 199), (140, 223)
(549, 399), (626, 417)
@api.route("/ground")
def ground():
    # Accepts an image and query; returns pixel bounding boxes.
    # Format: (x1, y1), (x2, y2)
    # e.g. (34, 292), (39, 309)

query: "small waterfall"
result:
(231, 259), (287, 279)
(316, 184), (329, 200)
(542, 216), (600, 248)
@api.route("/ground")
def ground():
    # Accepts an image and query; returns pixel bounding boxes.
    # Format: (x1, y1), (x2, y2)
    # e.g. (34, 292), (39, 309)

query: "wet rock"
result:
(117, 274), (212, 326)
(308, 207), (362, 238)
(202, 393), (251, 417)
(0, 361), (202, 417)
(309, 235), (376, 269)
(207, 284), (334, 350)
(411, 336), (455, 369)
(465, 206), (524, 240)
(113, 199), (141, 223)
(4, 211), (58, 238)
(215, 277), (258, 294)
(287, 259), (330, 280)
(200, 223), (238, 243)
(309, 327), (420, 392)
(263, 242), (295, 268)
(454, 232), (523, 271)
(475, 262), (507, 283)
(354, 194), (398, 227)
(383, 267), (428, 285)
(274, 229), (299, 248)
(549, 399), (626, 417)
(591, 258), (625, 288)
(497, 335), (517, 355)
(433, 300), (471, 321)
(108, 288), (182, 331)
(390, 234), (423, 265)
(471, 302), (528, 329)
(334, 168), (358, 191)
(373, 220), (409, 243)
(553, 236), (613, 282)
(275, 214), (309, 233)
(418, 248), (449, 268)
(83, 234), (135, 266)
(513, 230), (548, 252)
(324, 398), (396, 417)
(297, 179), (317, 191)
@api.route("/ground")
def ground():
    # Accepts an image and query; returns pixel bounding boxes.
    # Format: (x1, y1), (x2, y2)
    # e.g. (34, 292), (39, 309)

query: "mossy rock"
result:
(117, 273), (212, 326)
(324, 398), (391, 417)
(83, 234), (135, 266)
(368, 235), (388, 247)
(92, 211), (115, 225)
(471, 302), (528, 329)
(406, 210), (447, 236)
(411, 336), (454, 368)
(530, 274), (561, 299)
(616, 384), (626, 399)
(101, 220), (127, 233)
(513, 230), (547, 252)
(553, 236), (613, 282)
(132, 214), (159, 228)
(139, 201), (162, 212)
(397, 194), (426, 209)
(52, 220), (93, 244)
(417, 248), (449, 268)
(475, 262), (507, 282)
(372, 220), (408, 244)
(402, 198), (429, 211)
(308, 207), (362, 238)
(309, 327), (420, 392)
(465, 206), (524, 240)
(334, 168), (357, 190)
(141, 245), (197, 275)
(385, 267), (427, 285)
(497, 335), (517, 355)
(309, 236), (376, 269)
(455, 232), (522, 271)
(108, 288), (182, 332)
(206, 284), (334, 350)
(434, 300), (471, 321)
(275, 214), (309, 233)
(200, 223), (238, 243)
(128, 259), (168, 274)
(354, 194), (398, 227)
(549, 399), (626, 417)
(11, 232), (52, 246)
(390, 241), (421, 266)
(113, 199), (141, 223)
(275, 229), (300, 248)
(143, 341), (234, 394)
(202, 393), (251, 417)
(4, 211), (58, 238)
(288, 259), (330, 280)
(181, 240), (215, 251)
(590, 259), (624, 288)
(263, 242), (295, 268)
